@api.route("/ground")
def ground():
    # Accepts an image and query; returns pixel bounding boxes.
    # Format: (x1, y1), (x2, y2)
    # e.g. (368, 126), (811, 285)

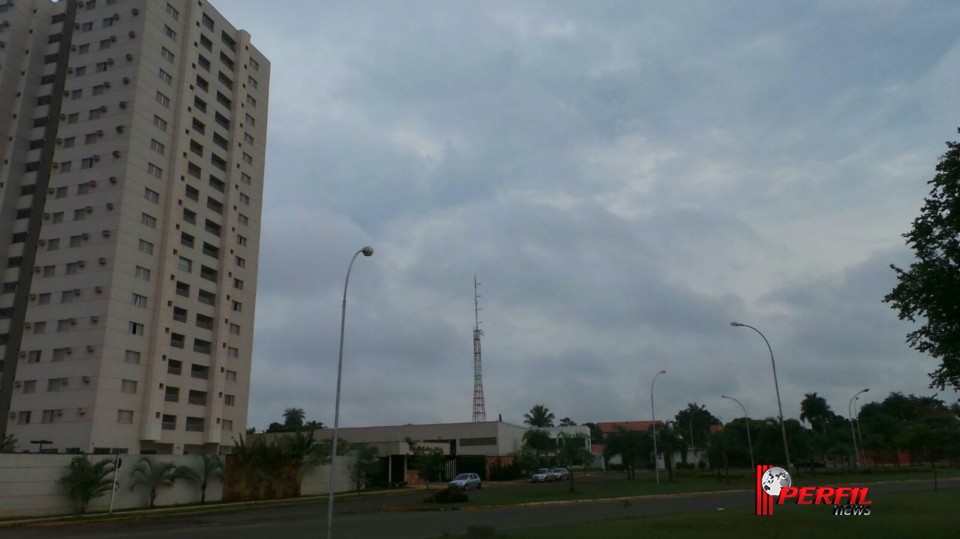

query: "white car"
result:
(530, 468), (553, 482)
(448, 473), (482, 490)
(550, 468), (570, 481)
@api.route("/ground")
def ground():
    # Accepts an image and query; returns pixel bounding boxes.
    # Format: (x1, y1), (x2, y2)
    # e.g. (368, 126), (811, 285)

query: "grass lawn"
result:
(443, 489), (958, 538)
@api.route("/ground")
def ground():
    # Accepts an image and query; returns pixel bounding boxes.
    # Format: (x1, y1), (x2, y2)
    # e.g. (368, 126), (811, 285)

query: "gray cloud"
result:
(215, 1), (960, 431)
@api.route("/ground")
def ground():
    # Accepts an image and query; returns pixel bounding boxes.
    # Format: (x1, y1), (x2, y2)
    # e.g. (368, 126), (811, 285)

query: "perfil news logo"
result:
(755, 465), (872, 516)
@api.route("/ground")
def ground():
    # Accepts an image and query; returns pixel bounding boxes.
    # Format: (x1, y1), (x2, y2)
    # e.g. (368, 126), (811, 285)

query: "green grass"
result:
(442, 489), (958, 538)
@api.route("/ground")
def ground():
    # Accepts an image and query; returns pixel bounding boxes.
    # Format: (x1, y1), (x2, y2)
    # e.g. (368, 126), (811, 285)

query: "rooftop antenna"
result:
(472, 276), (487, 422)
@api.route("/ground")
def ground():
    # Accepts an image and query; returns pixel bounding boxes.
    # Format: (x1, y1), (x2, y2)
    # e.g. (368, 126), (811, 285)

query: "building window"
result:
(78, 44), (90, 54)
(78, 182), (91, 195)
(141, 213), (157, 228)
(96, 61), (109, 72)
(43, 266), (56, 277)
(81, 157), (95, 168)
(63, 136), (76, 147)
(87, 108), (101, 120)
(101, 17), (114, 28)
(244, 113), (255, 126)
(145, 187), (160, 203)
(233, 278), (244, 290)
(125, 350), (141, 364)
(180, 233), (195, 248)
(223, 419), (234, 432)
(227, 347), (239, 359)
(241, 172), (252, 185)
(156, 91), (170, 107)
(163, 25), (177, 40)
(232, 301), (242, 312)
(167, 359), (182, 375)
(165, 386), (180, 402)
(132, 293), (147, 308)
(239, 193), (251, 205)
(186, 417), (204, 432)
(200, 34), (212, 51)
(53, 212), (65, 223)
(225, 370), (237, 382)
(57, 319), (72, 332)
(70, 89), (83, 99)
(229, 323), (240, 335)
(150, 139), (166, 156)
(66, 262), (80, 275)
(202, 13), (214, 30)
(235, 256), (246, 268)
(118, 410), (134, 424)
(178, 257), (192, 272)
(129, 322), (144, 335)
(18, 411), (31, 425)
(186, 185), (200, 202)
(47, 238), (60, 251)
(48, 378), (67, 392)
(135, 266), (151, 281)
(121, 379), (137, 394)
(147, 163), (163, 179)
(75, 66), (87, 77)
(23, 380), (37, 393)
(248, 76), (258, 89)
(250, 58), (260, 71)
(176, 281), (190, 297)
(170, 333), (185, 348)
(243, 133), (254, 145)
(237, 235), (247, 246)
(53, 348), (68, 361)
(158, 69), (173, 84)
(198, 55), (211, 72)
(161, 46), (175, 62)
(27, 350), (42, 363)
(183, 208), (197, 225)
(67, 113), (79, 124)
(161, 414), (177, 430)
(173, 307), (188, 323)
(138, 239), (154, 254)
(153, 115), (168, 131)
(42, 410), (59, 424)
(188, 390), (207, 405)
(99, 39), (111, 50)
(61, 290), (75, 303)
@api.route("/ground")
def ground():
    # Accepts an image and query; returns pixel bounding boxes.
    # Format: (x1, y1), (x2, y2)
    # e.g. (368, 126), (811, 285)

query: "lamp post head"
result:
(361, 246), (374, 257)
(658, 369), (666, 375)
(730, 321), (744, 327)
(721, 395), (729, 399)
(863, 388), (869, 393)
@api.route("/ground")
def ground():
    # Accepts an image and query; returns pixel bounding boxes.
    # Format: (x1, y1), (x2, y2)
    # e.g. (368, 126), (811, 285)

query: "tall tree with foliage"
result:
(523, 404), (556, 428)
(674, 403), (720, 463)
(59, 456), (115, 515)
(522, 429), (555, 465)
(885, 131), (960, 391)
(602, 427), (649, 479)
(555, 433), (592, 492)
(406, 438), (446, 489)
(348, 444), (381, 492)
(800, 392), (835, 433)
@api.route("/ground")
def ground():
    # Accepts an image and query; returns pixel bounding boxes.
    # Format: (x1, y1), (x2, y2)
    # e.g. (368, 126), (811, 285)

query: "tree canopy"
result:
(523, 404), (556, 428)
(885, 131), (960, 390)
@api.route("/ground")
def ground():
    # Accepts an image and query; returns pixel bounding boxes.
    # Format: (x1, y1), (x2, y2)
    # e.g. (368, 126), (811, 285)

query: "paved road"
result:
(3, 478), (955, 539)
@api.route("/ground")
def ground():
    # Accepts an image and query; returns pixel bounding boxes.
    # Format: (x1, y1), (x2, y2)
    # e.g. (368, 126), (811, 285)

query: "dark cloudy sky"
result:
(211, 0), (960, 431)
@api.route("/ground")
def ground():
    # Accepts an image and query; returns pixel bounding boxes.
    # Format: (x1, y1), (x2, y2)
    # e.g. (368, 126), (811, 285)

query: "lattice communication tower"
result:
(472, 276), (487, 422)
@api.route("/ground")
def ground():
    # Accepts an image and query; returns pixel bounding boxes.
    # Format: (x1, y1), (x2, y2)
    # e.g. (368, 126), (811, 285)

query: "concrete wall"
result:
(0, 452), (352, 519)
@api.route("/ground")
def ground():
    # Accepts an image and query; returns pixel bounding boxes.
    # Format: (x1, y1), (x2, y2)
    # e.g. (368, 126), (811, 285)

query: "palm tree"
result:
(800, 393), (833, 433)
(129, 457), (178, 507)
(558, 417), (577, 427)
(174, 454), (224, 503)
(0, 434), (18, 453)
(522, 429), (555, 465)
(523, 404), (556, 428)
(282, 407), (306, 430)
(59, 456), (115, 515)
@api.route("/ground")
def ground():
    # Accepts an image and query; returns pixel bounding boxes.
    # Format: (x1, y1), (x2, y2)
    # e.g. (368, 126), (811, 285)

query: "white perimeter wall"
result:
(0, 453), (353, 519)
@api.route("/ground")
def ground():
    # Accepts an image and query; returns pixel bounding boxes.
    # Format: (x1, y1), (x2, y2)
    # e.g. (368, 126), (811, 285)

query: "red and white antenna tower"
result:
(472, 276), (487, 422)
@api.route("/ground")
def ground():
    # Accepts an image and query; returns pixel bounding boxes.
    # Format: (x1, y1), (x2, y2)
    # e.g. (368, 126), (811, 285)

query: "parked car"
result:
(549, 467), (570, 481)
(530, 468), (553, 482)
(448, 473), (482, 490)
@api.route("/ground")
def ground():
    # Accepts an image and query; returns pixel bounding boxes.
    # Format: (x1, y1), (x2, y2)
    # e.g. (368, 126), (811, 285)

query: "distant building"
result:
(0, 0), (269, 455)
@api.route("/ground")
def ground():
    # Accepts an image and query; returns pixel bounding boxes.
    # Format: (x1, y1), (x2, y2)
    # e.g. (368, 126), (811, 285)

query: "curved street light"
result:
(327, 246), (374, 539)
(721, 395), (754, 470)
(730, 322), (791, 469)
(848, 388), (869, 470)
(651, 369), (666, 485)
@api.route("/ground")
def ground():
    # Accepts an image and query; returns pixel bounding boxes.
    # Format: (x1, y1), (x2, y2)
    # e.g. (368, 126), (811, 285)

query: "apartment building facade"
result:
(0, 0), (269, 455)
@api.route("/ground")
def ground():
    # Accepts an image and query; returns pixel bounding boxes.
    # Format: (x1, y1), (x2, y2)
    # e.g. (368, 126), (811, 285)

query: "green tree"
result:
(885, 131), (960, 391)
(558, 417), (577, 427)
(658, 423), (686, 481)
(283, 407), (306, 429)
(0, 433), (17, 453)
(348, 444), (380, 492)
(130, 457), (178, 508)
(59, 456), (115, 515)
(174, 454), (224, 503)
(674, 403), (720, 464)
(583, 422), (604, 445)
(522, 429), (555, 465)
(523, 404), (556, 428)
(602, 426), (649, 480)
(555, 433), (592, 492)
(800, 392), (836, 433)
(406, 438), (446, 489)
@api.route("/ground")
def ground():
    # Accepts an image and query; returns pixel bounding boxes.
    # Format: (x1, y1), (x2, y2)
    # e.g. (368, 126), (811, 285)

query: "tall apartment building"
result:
(0, 0), (268, 455)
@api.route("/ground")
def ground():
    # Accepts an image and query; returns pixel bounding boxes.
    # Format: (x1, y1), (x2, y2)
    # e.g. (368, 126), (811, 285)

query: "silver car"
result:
(448, 472), (482, 490)
(530, 468), (553, 482)
(549, 467), (570, 481)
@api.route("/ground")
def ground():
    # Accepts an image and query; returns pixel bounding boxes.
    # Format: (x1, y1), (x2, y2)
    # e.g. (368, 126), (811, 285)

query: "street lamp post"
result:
(651, 369), (666, 485)
(327, 246), (374, 539)
(721, 395), (754, 470)
(730, 322), (791, 470)
(848, 388), (868, 470)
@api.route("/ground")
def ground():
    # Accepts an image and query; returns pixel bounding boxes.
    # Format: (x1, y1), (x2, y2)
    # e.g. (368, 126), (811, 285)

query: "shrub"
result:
(424, 488), (469, 503)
